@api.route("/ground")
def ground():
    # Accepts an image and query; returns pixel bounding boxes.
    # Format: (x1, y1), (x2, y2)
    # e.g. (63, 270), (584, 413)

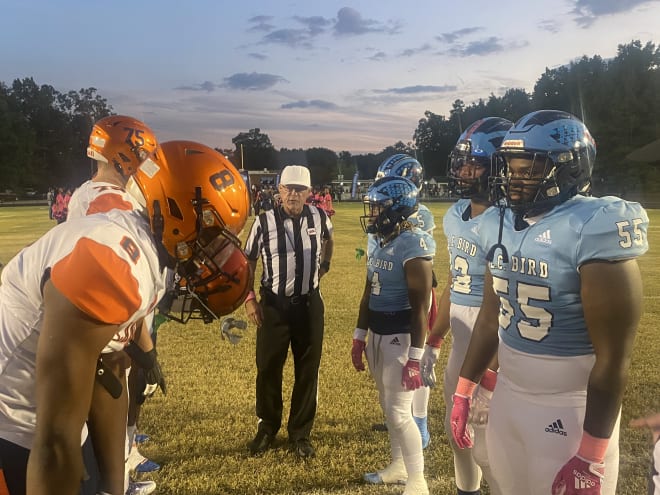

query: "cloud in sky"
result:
(333, 7), (400, 36)
(222, 72), (288, 91)
(247, 15), (275, 32)
(175, 81), (219, 92)
(538, 20), (561, 33)
(571, 0), (659, 26)
(373, 85), (457, 95)
(281, 99), (338, 110)
(294, 15), (332, 36)
(447, 37), (529, 57)
(260, 28), (314, 48)
(399, 44), (433, 58)
(437, 27), (483, 44)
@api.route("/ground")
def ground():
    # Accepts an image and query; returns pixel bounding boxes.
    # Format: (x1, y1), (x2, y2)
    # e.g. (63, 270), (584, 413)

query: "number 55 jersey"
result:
(480, 195), (648, 358)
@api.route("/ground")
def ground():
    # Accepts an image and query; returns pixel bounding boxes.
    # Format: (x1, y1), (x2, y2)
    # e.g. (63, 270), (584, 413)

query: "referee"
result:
(244, 165), (334, 459)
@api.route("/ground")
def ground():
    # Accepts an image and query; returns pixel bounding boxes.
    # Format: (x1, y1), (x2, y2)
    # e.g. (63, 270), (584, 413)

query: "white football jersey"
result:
(0, 209), (166, 449)
(67, 180), (142, 220)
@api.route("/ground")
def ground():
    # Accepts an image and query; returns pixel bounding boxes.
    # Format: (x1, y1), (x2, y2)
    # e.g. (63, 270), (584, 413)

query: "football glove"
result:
(451, 394), (474, 448)
(402, 346), (424, 391)
(144, 357), (167, 397)
(420, 335), (443, 388)
(469, 369), (497, 425)
(551, 456), (604, 494)
(351, 328), (367, 371)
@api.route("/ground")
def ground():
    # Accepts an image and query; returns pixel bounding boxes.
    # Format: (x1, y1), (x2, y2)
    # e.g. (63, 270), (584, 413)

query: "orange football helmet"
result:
(87, 115), (158, 177)
(127, 140), (251, 321)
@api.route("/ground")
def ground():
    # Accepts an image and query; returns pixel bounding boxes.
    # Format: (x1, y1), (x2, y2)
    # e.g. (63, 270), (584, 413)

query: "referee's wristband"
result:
(320, 260), (331, 271)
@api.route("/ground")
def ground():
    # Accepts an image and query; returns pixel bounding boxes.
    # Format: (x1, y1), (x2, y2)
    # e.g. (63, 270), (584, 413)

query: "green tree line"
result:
(2, 40), (659, 200)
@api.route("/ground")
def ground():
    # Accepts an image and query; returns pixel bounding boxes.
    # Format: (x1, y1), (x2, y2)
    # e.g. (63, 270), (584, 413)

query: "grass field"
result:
(0, 203), (658, 495)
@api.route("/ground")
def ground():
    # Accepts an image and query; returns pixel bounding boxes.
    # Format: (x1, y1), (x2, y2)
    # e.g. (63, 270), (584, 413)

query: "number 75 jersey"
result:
(481, 195), (648, 357)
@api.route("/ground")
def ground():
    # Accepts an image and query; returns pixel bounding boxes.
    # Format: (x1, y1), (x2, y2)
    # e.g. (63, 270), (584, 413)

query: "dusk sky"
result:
(2, 0), (660, 154)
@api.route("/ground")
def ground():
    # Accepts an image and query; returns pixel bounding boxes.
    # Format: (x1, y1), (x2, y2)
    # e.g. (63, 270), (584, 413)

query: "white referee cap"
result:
(280, 165), (311, 188)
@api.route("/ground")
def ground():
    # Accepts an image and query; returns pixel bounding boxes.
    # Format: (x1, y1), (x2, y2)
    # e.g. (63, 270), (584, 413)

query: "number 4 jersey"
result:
(480, 195), (648, 357)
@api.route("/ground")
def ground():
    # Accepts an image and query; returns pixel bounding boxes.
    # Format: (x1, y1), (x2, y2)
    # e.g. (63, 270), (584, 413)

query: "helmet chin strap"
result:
(486, 203), (510, 263)
(151, 200), (176, 270)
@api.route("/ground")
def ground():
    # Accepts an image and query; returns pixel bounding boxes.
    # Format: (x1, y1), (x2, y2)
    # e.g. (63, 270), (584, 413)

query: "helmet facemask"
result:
(448, 141), (490, 200)
(360, 177), (418, 238)
(493, 149), (585, 216)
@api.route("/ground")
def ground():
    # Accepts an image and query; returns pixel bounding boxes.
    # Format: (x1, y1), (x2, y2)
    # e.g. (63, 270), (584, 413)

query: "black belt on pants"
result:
(260, 288), (319, 311)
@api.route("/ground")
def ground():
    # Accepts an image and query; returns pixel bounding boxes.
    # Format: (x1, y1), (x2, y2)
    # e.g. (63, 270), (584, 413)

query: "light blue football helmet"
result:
(448, 117), (513, 199)
(375, 154), (424, 189)
(361, 176), (419, 237)
(491, 110), (596, 216)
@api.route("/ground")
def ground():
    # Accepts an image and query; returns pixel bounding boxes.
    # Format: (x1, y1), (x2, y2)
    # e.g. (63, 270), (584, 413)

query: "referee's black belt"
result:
(260, 287), (319, 310)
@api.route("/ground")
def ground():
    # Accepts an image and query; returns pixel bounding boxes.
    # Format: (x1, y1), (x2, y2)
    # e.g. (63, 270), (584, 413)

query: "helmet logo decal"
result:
(549, 125), (580, 146)
(211, 170), (235, 192)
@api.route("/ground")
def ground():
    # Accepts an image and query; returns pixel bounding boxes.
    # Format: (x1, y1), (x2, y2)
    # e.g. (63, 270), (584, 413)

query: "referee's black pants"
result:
(255, 290), (324, 442)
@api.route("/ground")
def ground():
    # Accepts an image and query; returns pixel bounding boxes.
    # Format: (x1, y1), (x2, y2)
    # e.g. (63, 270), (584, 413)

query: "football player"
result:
(368, 154), (437, 447)
(421, 117), (512, 495)
(450, 110), (648, 494)
(352, 176), (435, 495)
(0, 141), (250, 495)
(68, 115), (164, 494)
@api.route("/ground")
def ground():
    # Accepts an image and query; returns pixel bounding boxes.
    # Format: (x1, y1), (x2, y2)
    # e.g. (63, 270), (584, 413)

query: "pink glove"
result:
(351, 339), (366, 371)
(451, 394), (474, 448)
(451, 377), (478, 448)
(351, 328), (367, 371)
(552, 432), (608, 495)
(551, 456), (604, 494)
(402, 359), (422, 390)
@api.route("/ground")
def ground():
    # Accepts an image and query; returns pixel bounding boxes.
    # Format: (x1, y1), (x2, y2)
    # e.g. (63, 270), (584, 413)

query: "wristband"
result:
(320, 260), (331, 271)
(353, 327), (368, 341)
(408, 346), (424, 361)
(456, 376), (478, 398)
(245, 291), (256, 304)
(426, 333), (444, 348)
(480, 368), (498, 392)
(577, 431), (609, 463)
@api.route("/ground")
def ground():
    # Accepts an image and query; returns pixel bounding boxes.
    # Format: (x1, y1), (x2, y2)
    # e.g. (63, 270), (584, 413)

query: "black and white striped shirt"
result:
(245, 204), (333, 297)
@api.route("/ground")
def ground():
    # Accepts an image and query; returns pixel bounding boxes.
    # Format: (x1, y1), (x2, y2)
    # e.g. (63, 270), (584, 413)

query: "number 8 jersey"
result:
(480, 195), (648, 357)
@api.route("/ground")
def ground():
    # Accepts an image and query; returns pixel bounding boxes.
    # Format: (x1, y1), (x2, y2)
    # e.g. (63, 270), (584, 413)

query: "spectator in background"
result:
(52, 187), (67, 223)
(46, 188), (54, 219)
(320, 187), (334, 217)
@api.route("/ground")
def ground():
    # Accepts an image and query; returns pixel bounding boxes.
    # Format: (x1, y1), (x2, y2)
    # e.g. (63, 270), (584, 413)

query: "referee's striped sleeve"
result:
(244, 216), (262, 261)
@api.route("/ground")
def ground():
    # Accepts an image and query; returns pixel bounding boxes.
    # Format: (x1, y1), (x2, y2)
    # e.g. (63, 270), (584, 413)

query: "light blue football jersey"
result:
(443, 199), (493, 307)
(409, 203), (436, 234)
(368, 228), (436, 316)
(480, 196), (649, 357)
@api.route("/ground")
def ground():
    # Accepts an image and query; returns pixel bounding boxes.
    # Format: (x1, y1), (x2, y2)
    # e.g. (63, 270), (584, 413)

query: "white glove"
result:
(420, 344), (441, 388)
(468, 385), (493, 425)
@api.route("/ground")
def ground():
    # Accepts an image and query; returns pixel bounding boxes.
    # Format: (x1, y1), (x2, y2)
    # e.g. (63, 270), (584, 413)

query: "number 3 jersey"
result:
(480, 195), (648, 357)
(367, 228), (435, 333)
(443, 199), (491, 307)
(0, 209), (166, 449)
